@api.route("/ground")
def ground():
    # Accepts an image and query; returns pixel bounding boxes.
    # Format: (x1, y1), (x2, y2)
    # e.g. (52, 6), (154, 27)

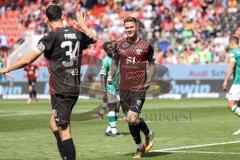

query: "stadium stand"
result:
(0, 0), (239, 66)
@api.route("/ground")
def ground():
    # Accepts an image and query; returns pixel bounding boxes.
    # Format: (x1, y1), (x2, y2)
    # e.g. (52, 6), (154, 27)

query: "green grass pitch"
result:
(1, 98), (240, 160)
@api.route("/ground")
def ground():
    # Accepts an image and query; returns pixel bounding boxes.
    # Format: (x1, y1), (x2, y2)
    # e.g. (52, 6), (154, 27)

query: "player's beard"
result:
(127, 31), (136, 38)
(127, 31), (138, 42)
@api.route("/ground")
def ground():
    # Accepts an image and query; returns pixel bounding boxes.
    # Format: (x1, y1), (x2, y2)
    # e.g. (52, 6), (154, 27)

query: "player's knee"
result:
(228, 104), (233, 110)
(228, 101), (235, 110)
(126, 113), (139, 125)
(127, 119), (139, 125)
(59, 123), (69, 130)
(59, 125), (71, 140)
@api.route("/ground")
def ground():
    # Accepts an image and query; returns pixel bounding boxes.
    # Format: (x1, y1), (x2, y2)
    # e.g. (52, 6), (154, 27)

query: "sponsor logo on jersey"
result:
(66, 69), (79, 76)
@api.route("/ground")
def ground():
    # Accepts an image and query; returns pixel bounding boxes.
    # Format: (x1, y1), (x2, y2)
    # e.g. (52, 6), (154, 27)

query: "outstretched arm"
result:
(100, 74), (108, 102)
(0, 51), (41, 74)
(108, 45), (120, 84)
(100, 62), (108, 102)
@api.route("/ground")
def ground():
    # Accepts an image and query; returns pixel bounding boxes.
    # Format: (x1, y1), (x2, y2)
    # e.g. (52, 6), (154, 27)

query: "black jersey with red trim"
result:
(38, 26), (94, 95)
(113, 37), (154, 91)
(24, 64), (38, 80)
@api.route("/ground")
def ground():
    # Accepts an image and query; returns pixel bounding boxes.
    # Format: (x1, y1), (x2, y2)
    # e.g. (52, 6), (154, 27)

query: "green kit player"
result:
(0, 58), (13, 96)
(223, 36), (240, 135)
(100, 41), (122, 137)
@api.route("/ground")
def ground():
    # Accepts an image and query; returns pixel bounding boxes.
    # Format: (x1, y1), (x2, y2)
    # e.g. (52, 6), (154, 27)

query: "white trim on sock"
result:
(111, 127), (117, 134)
(106, 125), (111, 133)
(136, 143), (144, 150)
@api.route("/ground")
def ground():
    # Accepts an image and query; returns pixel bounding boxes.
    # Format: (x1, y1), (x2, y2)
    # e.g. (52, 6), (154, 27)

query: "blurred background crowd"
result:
(0, 0), (240, 67)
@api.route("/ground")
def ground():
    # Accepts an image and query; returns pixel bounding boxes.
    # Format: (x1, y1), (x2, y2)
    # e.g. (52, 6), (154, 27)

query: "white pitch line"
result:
(0, 110), (96, 117)
(152, 140), (240, 152)
(0, 112), (50, 117)
(157, 150), (240, 155)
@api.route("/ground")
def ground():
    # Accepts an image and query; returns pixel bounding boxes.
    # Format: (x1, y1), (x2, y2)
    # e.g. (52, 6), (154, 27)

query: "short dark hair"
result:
(123, 16), (138, 25)
(230, 35), (239, 44)
(103, 41), (113, 52)
(46, 4), (62, 21)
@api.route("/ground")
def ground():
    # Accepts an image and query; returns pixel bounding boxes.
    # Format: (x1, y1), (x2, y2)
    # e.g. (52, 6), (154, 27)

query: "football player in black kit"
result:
(0, 4), (96, 160)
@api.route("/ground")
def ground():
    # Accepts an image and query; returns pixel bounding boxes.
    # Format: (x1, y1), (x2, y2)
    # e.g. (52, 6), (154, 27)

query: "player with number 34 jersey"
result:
(38, 26), (94, 96)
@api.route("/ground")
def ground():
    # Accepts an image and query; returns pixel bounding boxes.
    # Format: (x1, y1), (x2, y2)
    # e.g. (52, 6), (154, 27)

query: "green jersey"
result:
(229, 47), (240, 84)
(100, 55), (119, 94)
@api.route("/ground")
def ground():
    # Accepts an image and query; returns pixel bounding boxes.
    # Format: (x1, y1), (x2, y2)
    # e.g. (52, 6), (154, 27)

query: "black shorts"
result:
(28, 79), (36, 86)
(120, 90), (146, 114)
(51, 94), (78, 127)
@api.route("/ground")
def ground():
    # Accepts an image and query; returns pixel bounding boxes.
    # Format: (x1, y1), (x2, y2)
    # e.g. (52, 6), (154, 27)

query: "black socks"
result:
(53, 131), (66, 159)
(129, 124), (141, 144)
(139, 118), (150, 136)
(62, 138), (76, 160)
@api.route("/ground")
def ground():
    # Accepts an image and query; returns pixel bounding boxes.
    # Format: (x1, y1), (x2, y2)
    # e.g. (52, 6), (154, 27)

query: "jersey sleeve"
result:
(229, 50), (236, 62)
(37, 33), (55, 54)
(78, 31), (94, 50)
(99, 58), (108, 75)
(0, 60), (3, 68)
(146, 44), (155, 63)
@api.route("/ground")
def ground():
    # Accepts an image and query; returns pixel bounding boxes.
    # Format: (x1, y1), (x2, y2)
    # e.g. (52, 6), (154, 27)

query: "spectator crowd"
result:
(0, 0), (240, 65)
